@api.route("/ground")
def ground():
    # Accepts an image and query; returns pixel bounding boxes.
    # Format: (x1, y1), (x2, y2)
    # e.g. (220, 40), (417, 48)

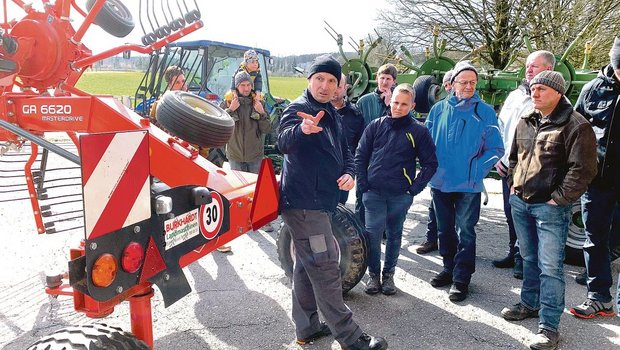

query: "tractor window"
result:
(204, 45), (270, 99)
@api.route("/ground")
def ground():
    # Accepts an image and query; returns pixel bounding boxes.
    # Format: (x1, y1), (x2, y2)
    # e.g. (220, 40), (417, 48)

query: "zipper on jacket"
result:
(403, 167), (413, 185)
(406, 132), (415, 148)
(519, 118), (542, 198)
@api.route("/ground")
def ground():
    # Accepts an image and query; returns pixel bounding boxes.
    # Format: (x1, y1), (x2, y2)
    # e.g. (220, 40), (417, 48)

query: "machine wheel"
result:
(565, 201), (585, 266)
(156, 91), (235, 148)
(86, 0), (135, 38)
(413, 75), (441, 114)
(277, 204), (367, 294)
(27, 323), (149, 350)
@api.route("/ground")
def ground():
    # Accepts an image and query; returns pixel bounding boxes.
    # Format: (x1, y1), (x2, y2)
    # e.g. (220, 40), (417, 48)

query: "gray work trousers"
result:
(281, 209), (362, 346)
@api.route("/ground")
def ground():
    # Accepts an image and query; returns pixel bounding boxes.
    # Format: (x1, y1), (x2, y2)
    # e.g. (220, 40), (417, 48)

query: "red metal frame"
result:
(0, 2), (279, 348)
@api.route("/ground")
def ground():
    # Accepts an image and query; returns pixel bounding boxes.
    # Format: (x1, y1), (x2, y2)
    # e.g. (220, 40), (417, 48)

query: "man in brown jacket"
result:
(222, 71), (272, 174)
(501, 71), (597, 350)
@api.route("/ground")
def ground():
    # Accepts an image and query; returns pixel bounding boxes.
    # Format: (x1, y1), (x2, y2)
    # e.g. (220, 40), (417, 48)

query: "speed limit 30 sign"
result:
(199, 192), (224, 239)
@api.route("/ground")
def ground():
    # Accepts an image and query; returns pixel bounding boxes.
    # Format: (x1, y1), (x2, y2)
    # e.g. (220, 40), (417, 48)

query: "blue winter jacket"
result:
(356, 114), (438, 196)
(425, 92), (504, 193)
(277, 89), (354, 212)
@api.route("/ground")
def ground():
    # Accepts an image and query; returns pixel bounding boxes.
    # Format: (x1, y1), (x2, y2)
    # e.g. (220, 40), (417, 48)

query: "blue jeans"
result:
(229, 159), (262, 174)
(510, 195), (570, 332)
(362, 191), (413, 275)
(581, 185), (616, 303)
(431, 189), (480, 285)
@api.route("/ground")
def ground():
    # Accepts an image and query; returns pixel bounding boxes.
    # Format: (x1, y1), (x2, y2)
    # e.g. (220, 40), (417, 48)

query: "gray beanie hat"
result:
(610, 36), (620, 70)
(307, 54), (342, 84)
(442, 70), (453, 84)
(234, 71), (253, 88)
(450, 61), (478, 84)
(530, 71), (566, 95)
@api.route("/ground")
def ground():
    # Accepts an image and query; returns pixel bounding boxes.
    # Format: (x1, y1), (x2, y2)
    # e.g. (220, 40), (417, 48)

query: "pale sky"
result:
(4, 0), (389, 57)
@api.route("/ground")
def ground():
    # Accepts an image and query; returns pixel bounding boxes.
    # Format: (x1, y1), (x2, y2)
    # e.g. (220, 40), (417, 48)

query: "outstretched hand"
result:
(297, 110), (324, 134)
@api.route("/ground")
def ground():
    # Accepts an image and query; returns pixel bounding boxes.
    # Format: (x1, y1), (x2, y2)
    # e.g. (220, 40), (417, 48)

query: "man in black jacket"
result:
(278, 55), (388, 350)
(569, 37), (620, 320)
(332, 73), (364, 204)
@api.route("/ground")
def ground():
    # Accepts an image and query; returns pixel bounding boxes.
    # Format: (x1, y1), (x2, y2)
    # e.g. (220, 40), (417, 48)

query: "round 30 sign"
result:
(199, 192), (224, 240)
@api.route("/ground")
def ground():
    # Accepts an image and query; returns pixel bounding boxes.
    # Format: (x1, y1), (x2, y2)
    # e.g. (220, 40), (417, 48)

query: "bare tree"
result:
(378, 0), (620, 70)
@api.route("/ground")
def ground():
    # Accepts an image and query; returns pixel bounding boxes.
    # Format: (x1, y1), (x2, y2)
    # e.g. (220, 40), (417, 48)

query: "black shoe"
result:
(342, 333), (388, 350)
(529, 328), (559, 350)
(513, 255), (523, 280)
(574, 270), (587, 286)
(430, 271), (453, 288)
(381, 272), (396, 295)
(501, 302), (539, 321)
(416, 240), (438, 254)
(493, 252), (515, 268)
(296, 322), (332, 345)
(364, 273), (381, 295)
(448, 283), (468, 302)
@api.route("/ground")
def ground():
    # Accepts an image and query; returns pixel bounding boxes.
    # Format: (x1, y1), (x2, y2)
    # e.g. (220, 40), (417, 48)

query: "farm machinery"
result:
(0, 0), (279, 348)
(327, 24), (600, 112)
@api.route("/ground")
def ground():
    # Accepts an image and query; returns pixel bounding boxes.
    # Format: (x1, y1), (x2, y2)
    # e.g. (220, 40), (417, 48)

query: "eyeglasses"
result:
(454, 80), (477, 86)
(246, 59), (259, 63)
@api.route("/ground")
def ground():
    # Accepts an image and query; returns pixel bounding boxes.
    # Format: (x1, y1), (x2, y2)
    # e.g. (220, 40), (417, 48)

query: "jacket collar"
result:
(524, 96), (573, 125)
(447, 91), (482, 110)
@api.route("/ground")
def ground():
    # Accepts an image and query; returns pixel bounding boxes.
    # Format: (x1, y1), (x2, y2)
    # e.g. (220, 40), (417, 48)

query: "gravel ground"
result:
(0, 144), (619, 350)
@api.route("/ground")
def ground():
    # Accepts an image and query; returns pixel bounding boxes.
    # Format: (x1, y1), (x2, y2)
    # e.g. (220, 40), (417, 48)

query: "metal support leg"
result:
(129, 287), (155, 348)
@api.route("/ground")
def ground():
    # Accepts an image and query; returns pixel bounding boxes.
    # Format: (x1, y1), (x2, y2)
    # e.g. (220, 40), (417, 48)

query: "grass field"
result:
(75, 71), (307, 100)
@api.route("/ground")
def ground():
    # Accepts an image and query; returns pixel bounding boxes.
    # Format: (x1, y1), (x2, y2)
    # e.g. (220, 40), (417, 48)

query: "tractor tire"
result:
(277, 204), (367, 294)
(156, 91), (235, 148)
(86, 0), (135, 38)
(565, 201), (586, 266)
(413, 75), (442, 114)
(27, 323), (149, 350)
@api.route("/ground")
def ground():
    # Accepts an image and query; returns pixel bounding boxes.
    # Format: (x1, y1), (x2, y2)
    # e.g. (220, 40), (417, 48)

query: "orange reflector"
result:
(122, 242), (144, 273)
(92, 253), (118, 288)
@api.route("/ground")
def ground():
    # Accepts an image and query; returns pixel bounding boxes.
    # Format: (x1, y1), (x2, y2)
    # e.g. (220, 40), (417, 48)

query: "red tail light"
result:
(121, 242), (145, 273)
(204, 93), (218, 101)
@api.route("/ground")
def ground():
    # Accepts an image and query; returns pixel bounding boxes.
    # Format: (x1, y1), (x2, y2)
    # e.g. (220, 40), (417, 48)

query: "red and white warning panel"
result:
(80, 131), (151, 240)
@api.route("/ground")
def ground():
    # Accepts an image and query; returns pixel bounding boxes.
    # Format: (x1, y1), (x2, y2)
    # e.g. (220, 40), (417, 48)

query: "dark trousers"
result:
(426, 201), (438, 242)
(432, 189), (481, 285)
(281, 209), (362, 345)
(355, 185), (365, 224)
(582, 184), (617, 302)
(501, 176), (519, 253)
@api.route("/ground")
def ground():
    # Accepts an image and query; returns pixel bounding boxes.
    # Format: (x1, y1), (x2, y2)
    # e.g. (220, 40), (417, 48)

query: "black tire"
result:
(565, 201), (585, 266)
(276, 204), (367, 294)
(27, 323), (149, 349)
(156, 91), (235, 148)
(412, 75), (442, 114)
(86, 0), (135, 38)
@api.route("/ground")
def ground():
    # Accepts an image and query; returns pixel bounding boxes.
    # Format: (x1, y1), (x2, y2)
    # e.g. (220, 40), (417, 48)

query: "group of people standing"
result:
(276, 36), (620, 350)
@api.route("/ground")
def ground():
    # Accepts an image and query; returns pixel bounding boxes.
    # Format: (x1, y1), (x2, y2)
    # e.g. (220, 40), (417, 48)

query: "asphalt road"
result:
(0, 173), (619, 349)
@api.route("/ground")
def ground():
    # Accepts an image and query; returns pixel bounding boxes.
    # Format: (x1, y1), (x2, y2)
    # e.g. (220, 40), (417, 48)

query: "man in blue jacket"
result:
(278, 55), (388, 350)
(356, 83), (437, 296)
(425, 61), (504, 302)
(569, 37), (620, 320)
